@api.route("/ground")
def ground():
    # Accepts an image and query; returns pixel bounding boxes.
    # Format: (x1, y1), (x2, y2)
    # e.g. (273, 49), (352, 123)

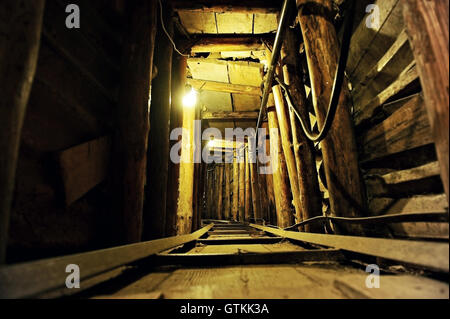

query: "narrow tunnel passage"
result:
(0, 0), (448, 301)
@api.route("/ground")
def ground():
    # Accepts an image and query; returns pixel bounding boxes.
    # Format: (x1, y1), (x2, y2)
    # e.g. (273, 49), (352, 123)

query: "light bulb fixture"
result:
(182, 87), (197, 108)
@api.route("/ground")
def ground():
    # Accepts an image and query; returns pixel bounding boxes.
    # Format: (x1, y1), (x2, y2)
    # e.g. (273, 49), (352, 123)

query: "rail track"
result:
(0, 221), (448, 299)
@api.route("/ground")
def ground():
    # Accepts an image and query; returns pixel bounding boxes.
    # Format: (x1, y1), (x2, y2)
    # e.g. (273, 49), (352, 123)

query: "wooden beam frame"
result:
(0, 224), (214, 299)
(190, 36), (267, 53)
(202, 111), (259, 121)
(187, 78), (262, 96)
(170, 0), (282, 14)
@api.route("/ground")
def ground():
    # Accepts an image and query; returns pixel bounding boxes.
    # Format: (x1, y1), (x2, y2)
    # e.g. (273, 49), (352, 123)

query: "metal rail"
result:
(250, 224), (449, 272)
(0, 224), (214, 299)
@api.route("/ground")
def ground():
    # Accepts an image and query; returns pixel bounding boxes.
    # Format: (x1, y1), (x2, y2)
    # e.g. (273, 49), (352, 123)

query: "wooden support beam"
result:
(144, 7), (174, 240)
(267, 94), (294, 228)
(238, 150), (246, 221)
(297, 0), (366, 227)
(281, 28), (323, 232)
(224, 164), (232, 220)
(402, 0), (449, 202)
(188, 78), (261, 96)
(112, 0), (157, 244)
(57, 136), (111, 206)
(202, 111), (259, 121)
(216, 165), (225, 220)
(232, 156), (239, 221)
(0, 0), (45, 263)
(171, 0), (281, 14)
(190, 37), (267, 53)
(166, 56), (187, 237)
(273, 85), (304, 224)
(245, 150), (252, 221)
(249, 155), (262, 223)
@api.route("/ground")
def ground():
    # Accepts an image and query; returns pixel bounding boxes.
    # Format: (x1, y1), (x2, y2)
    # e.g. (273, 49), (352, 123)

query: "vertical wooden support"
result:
(238, 148), (246, 221)
(232, 155), (239, 221)
(144, 5), (174, 240)
(244, 149), (252, 221)
(0, 0), (45, 263)
(281, 28), (323, 232)
(272, 85), (304, 223)
(250, 161), (262, 223)
(297, 0), (366, 223)
(267, 93), (294, 228)
(112, 0), (157, 243)
(402, 0), (449, 203)
(224, 164), (231, 220)
(166, 56), (187, 236)
(216, 165), (224, 220)
(176, 92), (197, 235)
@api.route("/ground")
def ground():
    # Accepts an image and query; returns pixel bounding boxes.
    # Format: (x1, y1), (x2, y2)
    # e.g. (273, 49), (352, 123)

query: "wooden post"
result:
(112, 0), (157, 243)
(224, 164), (231, 220)
(297, 0), (366, 224)
(144, 5), (174, 240)
(0, 0), (45, 263)
(232, 155), (239, 221)
(272, 85), (304, 224)
(216, 165), (224, 220)
(176, 90), (197, 235)
(281, 28), (323, 232)
(238, 148), (246, 221)
(267, 93), (294, 228)
(166, 56), (187, 236)
(244, 149), (252, 221)
(402, 0), (449, 203)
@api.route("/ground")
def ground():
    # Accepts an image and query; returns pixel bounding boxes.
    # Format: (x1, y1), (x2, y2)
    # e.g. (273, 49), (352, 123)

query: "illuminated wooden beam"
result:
(188, 78), (261, 96)
(190, 37), (266, 53)
(171, 0), (282, 14)
(202, 111), (259, 121)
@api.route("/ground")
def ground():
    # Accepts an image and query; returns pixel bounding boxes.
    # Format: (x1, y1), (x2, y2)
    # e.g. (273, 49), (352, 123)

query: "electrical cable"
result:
(158, 0), (190, 57)
(277, 0), (356, 143)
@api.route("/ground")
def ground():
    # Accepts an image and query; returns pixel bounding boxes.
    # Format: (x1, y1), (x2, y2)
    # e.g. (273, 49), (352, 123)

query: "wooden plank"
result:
(0, 0), (45, 263)
(216, 166), (224, 220)
(232, 156), (239, 220)
(187, 78), (261, 95)
(366, 162), (442, 198)
(238, 150), (246, 221)
(0, 224), (214, 299)
(352, 29), (414, 111)
(347, 0), (403, 79)
(298, 0), (366, 225)
(177, 10), (217, 34)
(57, 136), (111, 206)
(360, 93), (432, 162)
(112, 0), (157, 243)
(171, 0), (282, 14)
(402, 0), (449, 202)
(156, 249), (346, 266)
(354, 62), (419, 126)
(202, 111), (259, 120)
(224, 164), (231, 220)
(144, 8), (174, 239)
(254, 13), (279, 34)
(244, 151), (252, 221)
(250, 224), (449, 272)
(216, 12), (253, 34)
(190, 37), (266, 53)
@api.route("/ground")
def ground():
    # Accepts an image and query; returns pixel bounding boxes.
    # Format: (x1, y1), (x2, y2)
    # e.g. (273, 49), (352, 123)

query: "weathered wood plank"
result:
(190, 36), (266, 53)
(202, 111), (259, 120)
(57, 136), (111, 206)
(0, 0), (45, 263)
(188, 78), (261, 96)
(360, 93), (432, 162)
(354, 62), (419, 126)
(402, 0), (449, 202)
(112, 0), (157, 243)
(171, 0), (281, 14)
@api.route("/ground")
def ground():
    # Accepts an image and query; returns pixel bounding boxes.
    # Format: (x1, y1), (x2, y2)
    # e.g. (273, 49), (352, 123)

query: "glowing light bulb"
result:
(183, 88), (197, 108)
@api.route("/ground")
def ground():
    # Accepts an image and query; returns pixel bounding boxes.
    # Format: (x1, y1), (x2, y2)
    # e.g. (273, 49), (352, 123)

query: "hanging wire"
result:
(158, 0), (190, 57)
